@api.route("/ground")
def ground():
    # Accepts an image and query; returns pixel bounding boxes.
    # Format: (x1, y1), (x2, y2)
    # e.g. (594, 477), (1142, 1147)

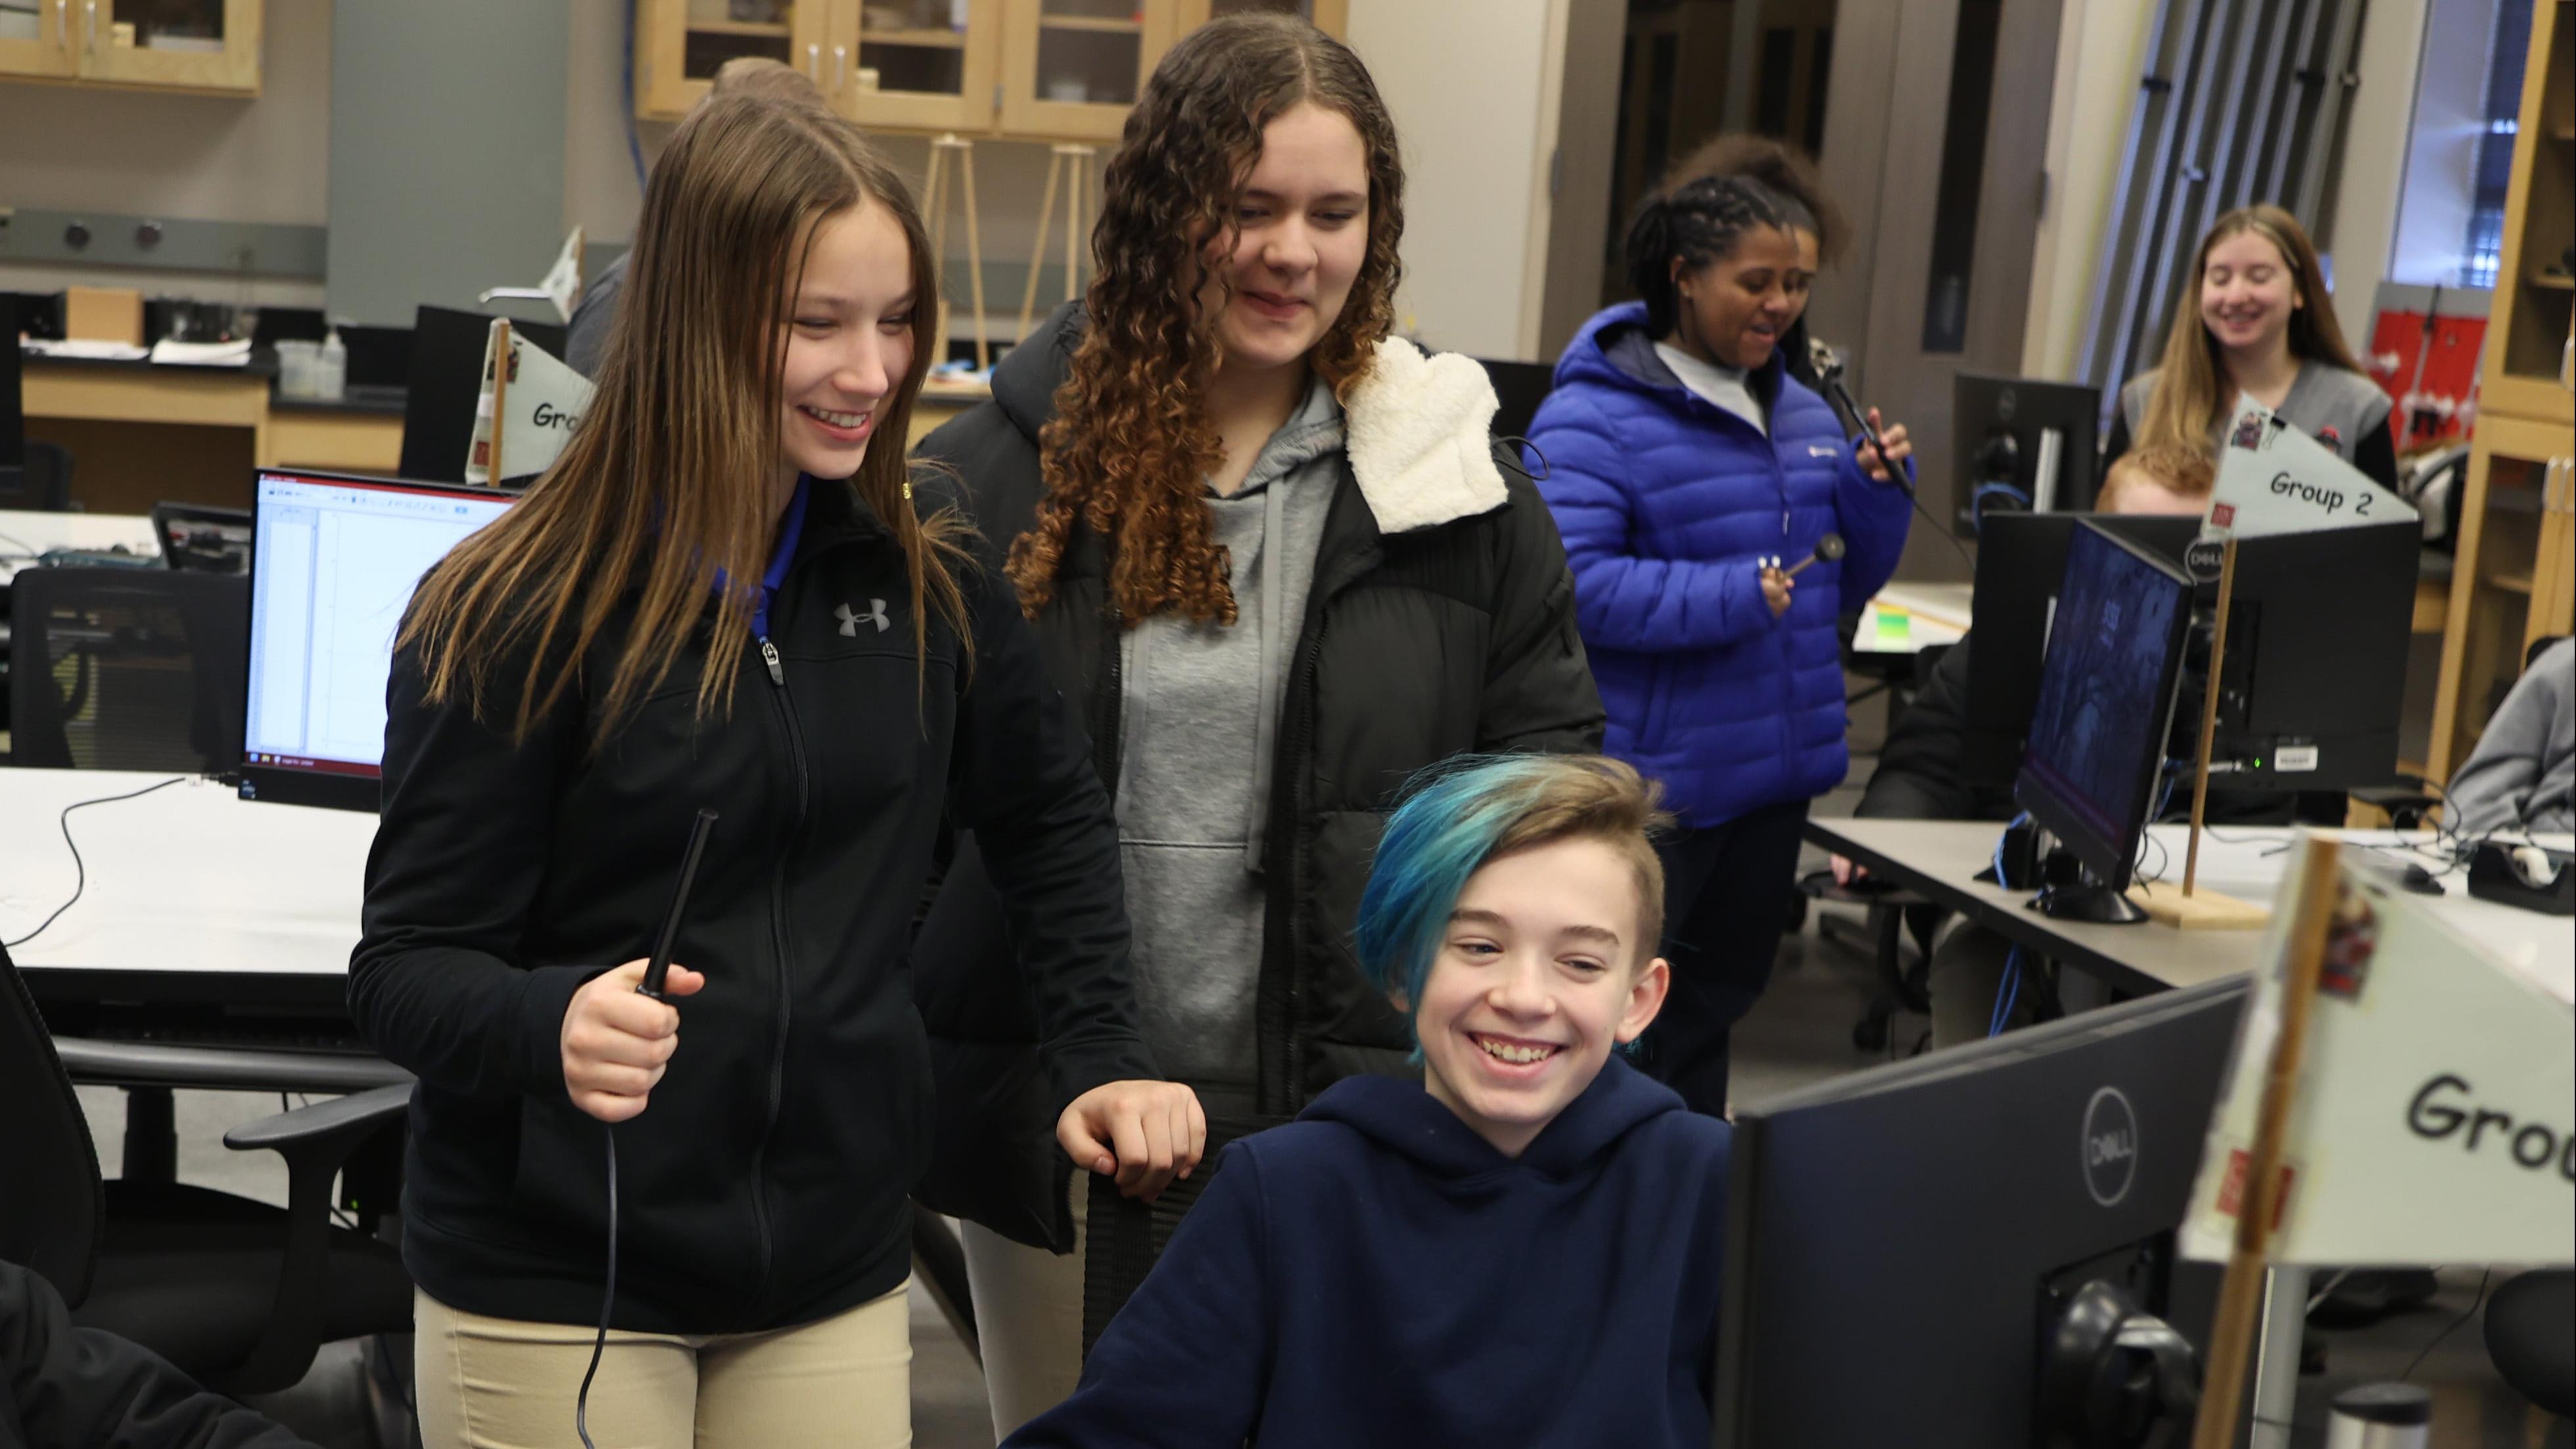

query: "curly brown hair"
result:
(1005, 13), (1405, 626)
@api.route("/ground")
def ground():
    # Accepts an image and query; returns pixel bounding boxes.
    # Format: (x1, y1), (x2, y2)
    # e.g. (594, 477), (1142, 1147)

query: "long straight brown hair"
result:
(2136, 204), (2367, 458)
(1004, 13), (1405, 626)
(402, 97), (972, 744)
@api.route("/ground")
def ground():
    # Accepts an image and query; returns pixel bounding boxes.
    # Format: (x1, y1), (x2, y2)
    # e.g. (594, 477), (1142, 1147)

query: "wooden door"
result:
(74, 0), (258, 93)
(845, 0), (1000, 132)
(0, 0), (77, 79)
(635, 0), (839, 122)
(996, 0), (1176, 141)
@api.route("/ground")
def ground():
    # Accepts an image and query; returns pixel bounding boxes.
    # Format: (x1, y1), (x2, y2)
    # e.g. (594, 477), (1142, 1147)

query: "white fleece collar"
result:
(1341, 337), (1509, 535)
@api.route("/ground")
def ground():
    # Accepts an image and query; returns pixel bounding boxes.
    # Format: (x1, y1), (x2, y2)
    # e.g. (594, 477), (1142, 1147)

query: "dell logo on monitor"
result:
(2083, 1086), (2140, 1207)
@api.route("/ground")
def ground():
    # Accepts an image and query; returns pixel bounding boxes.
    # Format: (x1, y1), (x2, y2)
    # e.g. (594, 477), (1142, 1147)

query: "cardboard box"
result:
(65, 287), (145, 347)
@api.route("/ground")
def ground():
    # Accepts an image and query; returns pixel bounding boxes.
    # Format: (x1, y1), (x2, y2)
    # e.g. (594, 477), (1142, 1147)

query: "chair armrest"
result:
(222, 1082), (412, 1161)
(208, 1082), (412, 1394)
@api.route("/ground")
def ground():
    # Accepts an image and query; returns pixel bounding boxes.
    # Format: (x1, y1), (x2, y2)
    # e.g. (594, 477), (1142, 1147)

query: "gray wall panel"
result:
(326, 0), (570, 325)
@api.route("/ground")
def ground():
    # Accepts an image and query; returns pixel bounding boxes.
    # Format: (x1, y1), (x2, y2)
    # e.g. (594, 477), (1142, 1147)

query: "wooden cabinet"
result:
(0, 0), (78, 79)
(637, 0), (1344, 135)
(636, 0), (837, 120)
(2481, 0), (2574, 428)
(2429, 417), (2576, 780)
(996, 0), (1176, 141)
(2429, 0), (2576, 783)
(0, 0), (259, 93)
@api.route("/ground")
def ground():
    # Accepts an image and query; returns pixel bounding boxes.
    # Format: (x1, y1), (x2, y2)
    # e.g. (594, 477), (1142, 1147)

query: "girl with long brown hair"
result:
(2103, 204), (2395, 489)
(351, 95), (1198, 1447)
(910, 12), (1602, 1435)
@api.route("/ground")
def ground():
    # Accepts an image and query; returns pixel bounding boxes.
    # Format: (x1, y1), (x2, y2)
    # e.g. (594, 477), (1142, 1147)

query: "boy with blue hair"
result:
(1005, 754), (1734, 1448)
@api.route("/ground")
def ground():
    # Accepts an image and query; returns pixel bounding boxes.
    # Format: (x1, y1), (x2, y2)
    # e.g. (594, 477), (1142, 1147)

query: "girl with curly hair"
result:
(910, 12), (1603, 1435)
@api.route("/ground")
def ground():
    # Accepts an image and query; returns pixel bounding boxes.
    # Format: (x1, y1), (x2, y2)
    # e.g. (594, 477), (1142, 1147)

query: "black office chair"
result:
(2485, 1269), (2574, 1419)
(0, 441), (75, 513)
(1081, 1114), (1281, 1359)
(0, 944), (415, 1395)
(7, 568), (246, 772)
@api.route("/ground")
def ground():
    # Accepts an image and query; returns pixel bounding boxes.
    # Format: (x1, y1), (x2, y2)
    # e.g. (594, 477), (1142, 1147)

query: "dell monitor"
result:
(2014, 521), (2195, 921)
(1712, 976), (2245, 1449)
(1954, 374), (2102, 528)
(1965, 514), (2418, 794)
(239, 469), (513, 812)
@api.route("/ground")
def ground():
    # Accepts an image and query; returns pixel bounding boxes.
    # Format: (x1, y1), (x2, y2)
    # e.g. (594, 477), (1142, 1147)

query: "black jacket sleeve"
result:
(349, 639), (595, 1101)
(1856, 636), (1989, 821)
(1476, 472), (1608, 754)
(1, 1262), (318, 1449)
(941, 531), (1158, 1114)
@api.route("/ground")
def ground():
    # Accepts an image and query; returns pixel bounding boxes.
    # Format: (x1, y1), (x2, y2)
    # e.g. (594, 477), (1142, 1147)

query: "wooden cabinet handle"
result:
(83, 0), (95, 53)
(833, 43), (847, 93)
(807, 41), (821, 82)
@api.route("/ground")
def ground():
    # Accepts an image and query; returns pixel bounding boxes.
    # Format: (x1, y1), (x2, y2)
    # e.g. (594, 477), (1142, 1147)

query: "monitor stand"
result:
(2030, 853), (2149, 925)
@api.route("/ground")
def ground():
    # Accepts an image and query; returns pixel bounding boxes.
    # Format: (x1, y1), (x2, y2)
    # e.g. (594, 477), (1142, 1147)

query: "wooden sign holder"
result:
(922, 134), (991, 373)
(484, 319), (512, 484)
(1016, 143), (1096, 348)
(2132, 534), (2270, 929)
(2188, 835), (2342, 1448)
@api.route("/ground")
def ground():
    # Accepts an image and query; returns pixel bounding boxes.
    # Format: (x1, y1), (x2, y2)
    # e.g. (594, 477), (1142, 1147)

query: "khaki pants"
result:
(958, 1191), (1088, 1442)
(413, 1284), (911, 1449)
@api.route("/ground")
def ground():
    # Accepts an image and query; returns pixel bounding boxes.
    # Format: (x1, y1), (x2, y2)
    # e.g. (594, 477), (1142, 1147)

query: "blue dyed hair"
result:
(1354, 754), (1668, 1046)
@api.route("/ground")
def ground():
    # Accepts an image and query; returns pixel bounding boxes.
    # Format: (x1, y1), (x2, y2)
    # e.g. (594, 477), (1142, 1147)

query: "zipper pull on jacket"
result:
(759, 637), (785, 686)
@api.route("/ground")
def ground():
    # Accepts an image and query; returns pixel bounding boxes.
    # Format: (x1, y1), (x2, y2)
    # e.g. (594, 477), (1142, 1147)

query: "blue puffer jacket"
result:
(1528, 302), (1912, 827)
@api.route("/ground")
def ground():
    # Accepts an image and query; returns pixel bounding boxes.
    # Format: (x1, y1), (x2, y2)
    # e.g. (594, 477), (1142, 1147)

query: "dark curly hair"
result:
(1624, 175), (1797, 339)
(1661, 133), (1846, 265)
(1005, 13), (1405, 626)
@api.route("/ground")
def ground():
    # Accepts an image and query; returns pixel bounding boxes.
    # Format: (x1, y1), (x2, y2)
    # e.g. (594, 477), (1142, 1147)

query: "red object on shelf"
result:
(2366, 292), (2489, 451)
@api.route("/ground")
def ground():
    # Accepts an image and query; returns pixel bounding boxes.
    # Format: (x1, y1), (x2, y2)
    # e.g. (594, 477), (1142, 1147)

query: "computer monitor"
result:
(2, 293), (24, 471)
(1712, 976), (2244, 1449)
(1954, 374), (2102, 526)
(1967, 515), (2199, 783)
(152, 502), (254, 574)
(2014, 521), (2195, 919)
(238, 469), (513, 812)
(398, 306), (567, 484)
(1479, 358), (1555, 444)
(1964, 514), (2419, 793)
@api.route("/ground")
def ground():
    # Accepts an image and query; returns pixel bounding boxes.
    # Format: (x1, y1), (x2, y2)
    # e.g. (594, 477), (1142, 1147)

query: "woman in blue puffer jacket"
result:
(1528, 174), (1914, 1116)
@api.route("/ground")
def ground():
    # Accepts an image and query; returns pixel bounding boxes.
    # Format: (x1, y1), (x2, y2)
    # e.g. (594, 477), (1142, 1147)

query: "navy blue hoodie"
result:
(1006, 1055), (1732, 1448)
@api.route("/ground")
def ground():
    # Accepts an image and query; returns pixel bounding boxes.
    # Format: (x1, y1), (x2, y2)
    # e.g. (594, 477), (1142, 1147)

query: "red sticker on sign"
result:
(2211, 502), (2237, 527)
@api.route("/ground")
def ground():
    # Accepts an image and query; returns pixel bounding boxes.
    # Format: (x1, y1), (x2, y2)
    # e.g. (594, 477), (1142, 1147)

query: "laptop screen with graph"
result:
(239, 470), (512, 810)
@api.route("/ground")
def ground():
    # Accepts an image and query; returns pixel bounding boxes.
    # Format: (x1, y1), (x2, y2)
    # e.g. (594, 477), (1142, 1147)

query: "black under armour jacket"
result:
(350, 474), (1154, 1332)
(909, 304), (1606, 1249)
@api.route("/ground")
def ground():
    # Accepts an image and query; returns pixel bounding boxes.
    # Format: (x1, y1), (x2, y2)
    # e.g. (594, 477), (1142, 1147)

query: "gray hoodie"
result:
(1116, 378), (1346, 1096)
(2448, 636), (2575, 837)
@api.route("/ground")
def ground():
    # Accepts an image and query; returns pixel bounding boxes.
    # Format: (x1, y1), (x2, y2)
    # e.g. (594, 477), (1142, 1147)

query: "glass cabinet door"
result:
(843, 0), (1000, 131)
(998, 0), (1175, 141)
(637, 0), (834, 120)
(0, 0), (78, 79)
(78, 0), (259, 92)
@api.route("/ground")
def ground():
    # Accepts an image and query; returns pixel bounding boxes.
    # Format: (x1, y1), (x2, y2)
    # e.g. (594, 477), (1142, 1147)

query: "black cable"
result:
(4, 775), (190, 949)
(2400, 1270), (2491, 1381)
(576, 1127), (618, 1449)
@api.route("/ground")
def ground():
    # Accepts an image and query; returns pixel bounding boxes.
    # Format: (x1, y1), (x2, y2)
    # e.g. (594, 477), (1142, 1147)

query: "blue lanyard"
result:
(748, 475), (810, 641)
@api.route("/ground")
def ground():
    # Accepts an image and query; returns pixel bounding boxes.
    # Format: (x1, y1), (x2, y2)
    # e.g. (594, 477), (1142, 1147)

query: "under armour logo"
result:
(835, 599), (890, 636)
